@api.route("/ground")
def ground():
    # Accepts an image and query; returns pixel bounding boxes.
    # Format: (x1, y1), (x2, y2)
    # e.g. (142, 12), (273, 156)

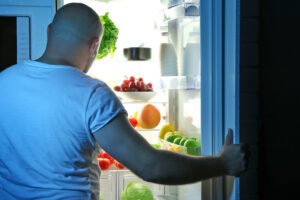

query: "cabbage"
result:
(120, 182), (154, 200)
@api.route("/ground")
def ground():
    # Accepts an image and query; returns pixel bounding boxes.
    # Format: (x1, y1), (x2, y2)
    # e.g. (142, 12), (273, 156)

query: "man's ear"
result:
(89, 38), (100, 58)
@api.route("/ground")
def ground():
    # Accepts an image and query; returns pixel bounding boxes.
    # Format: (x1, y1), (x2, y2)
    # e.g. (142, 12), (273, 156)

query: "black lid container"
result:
(123, 47), (151, 61)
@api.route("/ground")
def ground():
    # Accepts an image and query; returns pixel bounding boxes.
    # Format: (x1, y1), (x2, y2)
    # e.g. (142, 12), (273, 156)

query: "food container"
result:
(159, 139), (201, 156)
(123, 47), (151, 60)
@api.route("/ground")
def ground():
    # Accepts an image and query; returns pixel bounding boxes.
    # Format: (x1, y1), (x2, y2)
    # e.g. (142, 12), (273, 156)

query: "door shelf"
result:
(159, 76), (200, 90)
(164, 0), (200, 22)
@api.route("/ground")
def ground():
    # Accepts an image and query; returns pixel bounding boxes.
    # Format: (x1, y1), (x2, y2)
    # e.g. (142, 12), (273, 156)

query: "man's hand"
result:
(219, 129), (250, 176)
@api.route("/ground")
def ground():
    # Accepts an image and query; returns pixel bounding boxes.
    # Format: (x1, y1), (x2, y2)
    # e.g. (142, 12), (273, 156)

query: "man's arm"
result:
(93, 113), (248, 185)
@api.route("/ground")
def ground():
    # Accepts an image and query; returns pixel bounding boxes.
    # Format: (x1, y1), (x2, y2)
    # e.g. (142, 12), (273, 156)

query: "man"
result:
(0, 3), (249, 200)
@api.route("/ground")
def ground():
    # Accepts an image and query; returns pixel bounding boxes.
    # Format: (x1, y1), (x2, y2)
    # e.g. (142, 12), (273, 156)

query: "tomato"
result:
(128, 118), (138, 128)
(98, 157), (111, 170)
(97, 150), (114, 164)
(113, 160), (125, 169)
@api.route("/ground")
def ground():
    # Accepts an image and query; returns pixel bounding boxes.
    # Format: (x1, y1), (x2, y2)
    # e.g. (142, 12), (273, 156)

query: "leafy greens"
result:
(97, 12), (119, 60)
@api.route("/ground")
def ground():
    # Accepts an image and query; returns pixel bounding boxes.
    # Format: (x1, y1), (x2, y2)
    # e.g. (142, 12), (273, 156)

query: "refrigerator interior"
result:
(63, 0), (201, 199)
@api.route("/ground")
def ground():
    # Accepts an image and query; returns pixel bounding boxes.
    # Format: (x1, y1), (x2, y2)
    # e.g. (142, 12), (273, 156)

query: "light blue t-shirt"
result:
(0, 61), (126, 200)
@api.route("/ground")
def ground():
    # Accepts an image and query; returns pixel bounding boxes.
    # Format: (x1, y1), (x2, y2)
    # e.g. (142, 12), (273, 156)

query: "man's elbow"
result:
(139, 170), (158, 183)
(129, 151), (161, 183)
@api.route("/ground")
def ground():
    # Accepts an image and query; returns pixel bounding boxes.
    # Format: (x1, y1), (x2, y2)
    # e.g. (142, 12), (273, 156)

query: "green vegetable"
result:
(151, 143), (161, 149)
(97, 12), (119, 60)
(120, 182), (154, 200)
(99, 192), (103, 200)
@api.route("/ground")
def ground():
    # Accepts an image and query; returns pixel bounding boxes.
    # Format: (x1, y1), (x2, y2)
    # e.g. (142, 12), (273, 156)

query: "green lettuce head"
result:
(99, 192), (103, 200)
(120, 182), (154, 200)
(97, 12), (119, 60)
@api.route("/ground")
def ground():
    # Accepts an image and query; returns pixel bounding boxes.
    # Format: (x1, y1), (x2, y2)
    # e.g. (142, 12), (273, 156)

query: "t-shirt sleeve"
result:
(86, 83), (127, 133)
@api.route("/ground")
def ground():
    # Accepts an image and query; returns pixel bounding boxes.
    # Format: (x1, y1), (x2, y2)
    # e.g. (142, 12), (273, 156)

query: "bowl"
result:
(123, 47), (151, 60)
(118, 91), (157, 102)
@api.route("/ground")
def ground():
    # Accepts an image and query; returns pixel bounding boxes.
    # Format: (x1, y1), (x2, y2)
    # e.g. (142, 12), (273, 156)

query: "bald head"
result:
(49, 3), (102, 46)
(39, 3), (103, 72)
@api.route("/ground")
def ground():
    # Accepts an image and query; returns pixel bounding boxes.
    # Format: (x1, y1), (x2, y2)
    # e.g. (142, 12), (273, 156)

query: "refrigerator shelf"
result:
(136, 128), (160, 132)
(118, 90), (169, 104)
(120, 99), (168, 104)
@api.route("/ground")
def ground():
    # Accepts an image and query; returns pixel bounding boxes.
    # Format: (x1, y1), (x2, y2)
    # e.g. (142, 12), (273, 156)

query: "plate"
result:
(118, 91), (157, 102)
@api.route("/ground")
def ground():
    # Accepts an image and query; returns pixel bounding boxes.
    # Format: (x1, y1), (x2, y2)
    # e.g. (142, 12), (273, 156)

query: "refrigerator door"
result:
(201, 0), (241, 199)
(223, 0), (240, 199)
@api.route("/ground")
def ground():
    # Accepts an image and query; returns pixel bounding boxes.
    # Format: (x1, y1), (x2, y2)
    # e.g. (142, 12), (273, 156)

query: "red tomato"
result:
(128, 118), (138, 127)
(113, 160), (125, 169)
(97, 150), (114, 164)
(98, 157), (111, 170)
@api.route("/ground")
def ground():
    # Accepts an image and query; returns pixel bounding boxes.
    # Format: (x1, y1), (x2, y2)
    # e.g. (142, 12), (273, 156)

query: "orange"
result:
(137, 104), (161, 129)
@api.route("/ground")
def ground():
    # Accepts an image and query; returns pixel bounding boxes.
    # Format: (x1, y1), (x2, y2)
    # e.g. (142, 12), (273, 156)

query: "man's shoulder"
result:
(0, 63), (21, 79)
(76, 73), (106, 88)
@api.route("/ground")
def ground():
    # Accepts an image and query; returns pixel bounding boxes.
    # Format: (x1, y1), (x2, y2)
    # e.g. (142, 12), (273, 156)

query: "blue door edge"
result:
(200, 0), (224, 199)
(224, 0), (240, 199)
(201, 0), (240, 199)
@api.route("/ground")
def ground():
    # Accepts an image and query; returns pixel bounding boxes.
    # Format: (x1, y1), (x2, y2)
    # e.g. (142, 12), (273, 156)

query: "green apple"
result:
(173, 137), (182, 145)
(166, 134), (181, 143)
(184, 139), (201, 155)
(179, 137), (188, 146)
(164, 132), (174, 139)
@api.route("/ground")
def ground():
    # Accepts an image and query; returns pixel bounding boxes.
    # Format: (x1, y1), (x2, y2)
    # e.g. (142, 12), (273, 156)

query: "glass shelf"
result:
(118, 90), (169, 103)
(136, 128), (160, 132)
(120, 99), (168, 104)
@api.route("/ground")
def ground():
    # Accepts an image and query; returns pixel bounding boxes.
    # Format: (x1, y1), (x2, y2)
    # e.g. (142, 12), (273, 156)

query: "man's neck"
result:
(36, 54), (83, 72)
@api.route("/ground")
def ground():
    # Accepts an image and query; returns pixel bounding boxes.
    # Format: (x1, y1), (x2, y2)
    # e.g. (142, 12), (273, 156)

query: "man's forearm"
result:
(141, 149), (226, 185)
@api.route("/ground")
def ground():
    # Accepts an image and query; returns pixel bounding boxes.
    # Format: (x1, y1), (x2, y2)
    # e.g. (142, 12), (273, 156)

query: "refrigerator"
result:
(60, 0), (240, 199)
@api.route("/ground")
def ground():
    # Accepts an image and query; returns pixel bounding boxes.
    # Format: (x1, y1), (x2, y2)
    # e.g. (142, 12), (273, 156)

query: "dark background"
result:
(0, 17), (17, 72)
(239, 0), (300, 199)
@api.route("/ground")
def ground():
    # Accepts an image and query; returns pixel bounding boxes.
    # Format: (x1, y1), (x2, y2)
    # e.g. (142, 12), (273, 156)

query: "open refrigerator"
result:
(62, 0), (202, 199)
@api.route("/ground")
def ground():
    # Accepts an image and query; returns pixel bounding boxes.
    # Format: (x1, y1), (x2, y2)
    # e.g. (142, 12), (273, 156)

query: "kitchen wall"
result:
(240, 0), (300, 199)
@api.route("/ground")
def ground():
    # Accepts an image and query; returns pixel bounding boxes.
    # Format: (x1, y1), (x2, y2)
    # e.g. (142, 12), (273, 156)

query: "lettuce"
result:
(120, 182), (154, 200)
(97, 12), (119, 60)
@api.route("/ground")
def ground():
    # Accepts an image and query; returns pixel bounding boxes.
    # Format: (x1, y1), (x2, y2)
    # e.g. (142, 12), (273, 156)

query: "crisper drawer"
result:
(118, 170), (165, 198)
(99, 170), (178, 200)
(99, 171), (118, 200)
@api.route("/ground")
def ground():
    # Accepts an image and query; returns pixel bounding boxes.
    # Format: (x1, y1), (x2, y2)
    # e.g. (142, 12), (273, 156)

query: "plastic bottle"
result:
(183, 32), (200, 76)
(159, 32), (178, 76)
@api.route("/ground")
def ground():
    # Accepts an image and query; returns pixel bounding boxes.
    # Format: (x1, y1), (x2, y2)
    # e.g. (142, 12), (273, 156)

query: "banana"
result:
(159, 123), (175, 139)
